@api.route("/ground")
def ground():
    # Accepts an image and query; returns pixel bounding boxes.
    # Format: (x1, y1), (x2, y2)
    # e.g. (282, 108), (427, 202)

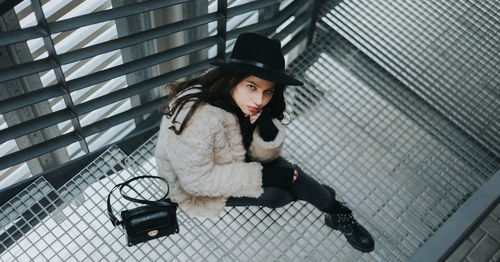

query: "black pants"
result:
(226, 157), (333, 212)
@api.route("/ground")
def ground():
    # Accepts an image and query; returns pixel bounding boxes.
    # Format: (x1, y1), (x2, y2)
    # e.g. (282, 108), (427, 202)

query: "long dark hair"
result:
(163, 67), (286, 135)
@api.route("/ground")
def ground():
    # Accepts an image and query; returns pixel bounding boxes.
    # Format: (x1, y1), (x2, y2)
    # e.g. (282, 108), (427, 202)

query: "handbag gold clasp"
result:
(148, 229), (159, 237)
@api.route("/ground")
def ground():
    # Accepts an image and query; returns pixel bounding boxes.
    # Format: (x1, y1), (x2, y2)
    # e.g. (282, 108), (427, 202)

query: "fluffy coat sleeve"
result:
(248, 118), (285, 163)
(164, 106), (263, 198)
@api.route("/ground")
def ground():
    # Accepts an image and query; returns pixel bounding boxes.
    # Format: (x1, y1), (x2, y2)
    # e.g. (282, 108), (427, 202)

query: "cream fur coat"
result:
(154, 88), (285, 218)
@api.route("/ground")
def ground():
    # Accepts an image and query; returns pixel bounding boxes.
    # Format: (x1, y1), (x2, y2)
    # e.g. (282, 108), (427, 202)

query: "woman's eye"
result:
(247, 85), (256, 90)
(265, 89), (275, 94)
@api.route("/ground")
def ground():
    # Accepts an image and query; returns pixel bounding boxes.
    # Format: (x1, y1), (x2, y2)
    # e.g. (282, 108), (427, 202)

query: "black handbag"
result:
(107, 175), (179, 247)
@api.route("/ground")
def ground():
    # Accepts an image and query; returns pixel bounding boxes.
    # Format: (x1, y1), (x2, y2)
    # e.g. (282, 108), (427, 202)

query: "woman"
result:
(154, 33), (374, 252)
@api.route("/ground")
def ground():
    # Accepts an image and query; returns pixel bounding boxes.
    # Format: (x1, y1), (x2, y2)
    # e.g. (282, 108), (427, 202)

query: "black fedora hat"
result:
(210, 33), (303, 86)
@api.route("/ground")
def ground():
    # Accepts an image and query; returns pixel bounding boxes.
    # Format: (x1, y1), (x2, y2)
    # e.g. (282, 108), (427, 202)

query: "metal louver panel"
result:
(0, 0), (312, 190)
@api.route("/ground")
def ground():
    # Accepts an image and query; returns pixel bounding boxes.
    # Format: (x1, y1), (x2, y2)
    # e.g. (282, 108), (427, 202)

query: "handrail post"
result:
(216, 0), (228, 62)
(307, 0), (323, 45)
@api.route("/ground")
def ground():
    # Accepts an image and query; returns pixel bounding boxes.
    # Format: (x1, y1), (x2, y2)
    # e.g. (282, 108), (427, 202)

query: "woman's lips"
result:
(247, 106), (259, 112)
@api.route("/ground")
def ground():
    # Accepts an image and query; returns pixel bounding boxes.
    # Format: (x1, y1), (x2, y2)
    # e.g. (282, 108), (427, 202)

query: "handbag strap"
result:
(107, 182), (124, 226)
(107, 175), (171, 227)
(119, 175), (170, 205)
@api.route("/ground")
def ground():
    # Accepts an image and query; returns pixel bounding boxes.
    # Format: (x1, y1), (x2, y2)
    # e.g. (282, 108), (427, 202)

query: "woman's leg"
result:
(226, 186), (295, 208)
(262, 157), (333, 212)
(226, 157), (330, 209)
(261, 157), (375, 252)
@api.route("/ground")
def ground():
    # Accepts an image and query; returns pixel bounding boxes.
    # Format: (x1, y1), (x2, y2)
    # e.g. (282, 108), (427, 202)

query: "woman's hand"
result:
(248, 110), (262, 124)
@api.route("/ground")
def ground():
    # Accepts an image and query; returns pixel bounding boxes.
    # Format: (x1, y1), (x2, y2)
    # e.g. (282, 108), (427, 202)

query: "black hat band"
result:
(230, 58), (279, 72)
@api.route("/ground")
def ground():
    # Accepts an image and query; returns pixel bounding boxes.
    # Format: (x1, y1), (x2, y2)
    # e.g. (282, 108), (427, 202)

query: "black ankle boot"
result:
(325, 212), (375, 252)
(322, 185), (375, 252)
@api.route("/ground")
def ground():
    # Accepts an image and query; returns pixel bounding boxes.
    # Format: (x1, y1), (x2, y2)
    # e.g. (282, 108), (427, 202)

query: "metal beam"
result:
(0, 0), (22, 16)
(282, 27), (308, 54)
(75, 60), (210, 115)
(48, 0), (191, 34)
(31, 0), (88, 154)
(0, 58), (58, 83)
(408, 169), (500, 262)
(0, 0), (191, 47)
(216, 0), (227, 63)
(227, 0), (279, 18)
(307, 0), (325, 45)
(227, 0), (309, 39)
(273, 9), (310, 41)
(0, 132), (79, 171)
(58, 12), (222, 65)
(0, 84), (64, 114)
(0, 25), (47, 47)
(66, 35), (221, 92)
(80, 96), (166, 138)
(0, 109), (73, 144)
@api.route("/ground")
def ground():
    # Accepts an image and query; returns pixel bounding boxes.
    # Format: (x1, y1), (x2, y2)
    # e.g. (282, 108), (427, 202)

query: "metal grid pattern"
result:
(321, 0), (500, 158)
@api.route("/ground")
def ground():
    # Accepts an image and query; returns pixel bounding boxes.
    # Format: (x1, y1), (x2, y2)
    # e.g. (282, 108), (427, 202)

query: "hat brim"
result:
(210, 61), (303, 86)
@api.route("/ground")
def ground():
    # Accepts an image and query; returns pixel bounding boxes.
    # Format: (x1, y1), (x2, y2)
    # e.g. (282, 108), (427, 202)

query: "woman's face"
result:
(230, 76), (275, 116)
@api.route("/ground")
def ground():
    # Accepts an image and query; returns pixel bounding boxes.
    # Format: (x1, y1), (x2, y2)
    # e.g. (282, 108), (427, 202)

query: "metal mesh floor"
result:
(2, 15), (500, 262)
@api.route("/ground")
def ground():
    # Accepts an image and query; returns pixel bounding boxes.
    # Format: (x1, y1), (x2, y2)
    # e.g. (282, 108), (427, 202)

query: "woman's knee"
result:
(265, 157), (303, 174)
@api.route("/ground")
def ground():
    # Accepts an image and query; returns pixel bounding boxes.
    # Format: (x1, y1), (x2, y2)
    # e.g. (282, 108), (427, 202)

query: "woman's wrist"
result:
(255, 110), (278, 141)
